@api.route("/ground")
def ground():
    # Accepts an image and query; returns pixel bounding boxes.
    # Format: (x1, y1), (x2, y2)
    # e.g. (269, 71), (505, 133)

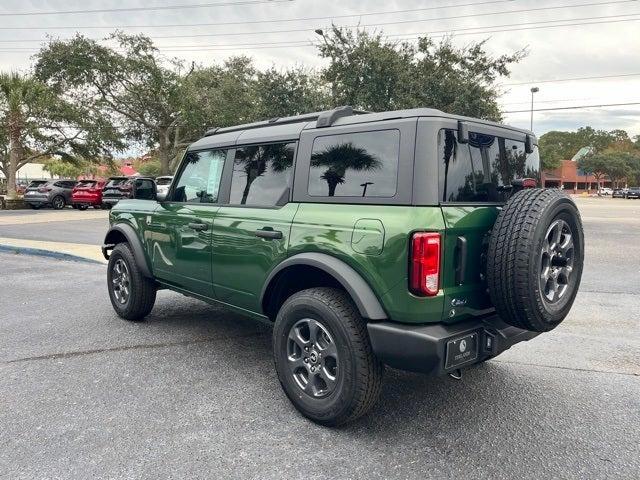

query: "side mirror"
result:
(132, 178), (157, 201)
(457, 121), (469, 144)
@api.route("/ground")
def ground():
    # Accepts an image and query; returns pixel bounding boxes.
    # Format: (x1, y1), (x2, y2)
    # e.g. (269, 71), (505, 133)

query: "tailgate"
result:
(440, 206), (499, 320)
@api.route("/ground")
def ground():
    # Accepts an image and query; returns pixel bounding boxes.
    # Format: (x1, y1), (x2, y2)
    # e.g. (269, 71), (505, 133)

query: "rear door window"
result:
(229, 142), (295, 206)
(438, 129), (540, 203)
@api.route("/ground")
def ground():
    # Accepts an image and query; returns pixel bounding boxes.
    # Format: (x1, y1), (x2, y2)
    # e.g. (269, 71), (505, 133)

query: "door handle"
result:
(254, 228), (283, 240)
(188, 222), (209, 231)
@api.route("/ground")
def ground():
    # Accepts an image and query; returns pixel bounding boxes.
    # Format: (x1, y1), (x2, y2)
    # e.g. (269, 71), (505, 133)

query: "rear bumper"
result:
(72, 197), (101, 205)
(367, 315), (539, 375)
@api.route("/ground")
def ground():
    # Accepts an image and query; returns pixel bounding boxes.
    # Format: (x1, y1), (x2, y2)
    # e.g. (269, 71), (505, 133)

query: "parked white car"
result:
(598, 187), (613, 196)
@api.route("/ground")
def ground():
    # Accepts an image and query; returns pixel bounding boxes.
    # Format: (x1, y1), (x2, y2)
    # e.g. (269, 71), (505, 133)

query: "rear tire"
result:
(51, 195), (65, 210)
(107, 243), (157, 321)
(487, 189), (584, 332)
(273, 287), (384, 426)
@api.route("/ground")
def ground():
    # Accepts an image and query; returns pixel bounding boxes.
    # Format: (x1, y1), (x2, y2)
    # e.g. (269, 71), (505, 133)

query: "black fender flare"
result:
(102, 223), (153, 278)
(261, 252), (388, 320)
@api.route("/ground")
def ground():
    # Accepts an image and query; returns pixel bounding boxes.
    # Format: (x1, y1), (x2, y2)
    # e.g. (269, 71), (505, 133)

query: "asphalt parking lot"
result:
(1, 197), (639, 479)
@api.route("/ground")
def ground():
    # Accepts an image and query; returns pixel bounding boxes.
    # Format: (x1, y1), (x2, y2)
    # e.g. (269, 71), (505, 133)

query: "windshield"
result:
(106, 178), (128, 187)
(27, 180), (48, 189)
(77, 180), (97, 187)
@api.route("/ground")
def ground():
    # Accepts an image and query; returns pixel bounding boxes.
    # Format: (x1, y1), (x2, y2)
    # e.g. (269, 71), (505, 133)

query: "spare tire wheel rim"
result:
(540, 218), (574, 303)
(286, 318), (339, 398)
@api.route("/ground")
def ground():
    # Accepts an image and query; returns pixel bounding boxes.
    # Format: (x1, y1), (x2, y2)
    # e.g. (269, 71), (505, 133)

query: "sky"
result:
(1, 0), (639, 139)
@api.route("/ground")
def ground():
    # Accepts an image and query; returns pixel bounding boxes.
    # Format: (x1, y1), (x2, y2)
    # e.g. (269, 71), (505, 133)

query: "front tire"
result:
(107, 243), (157, 321)
(273, 287), (384, 426)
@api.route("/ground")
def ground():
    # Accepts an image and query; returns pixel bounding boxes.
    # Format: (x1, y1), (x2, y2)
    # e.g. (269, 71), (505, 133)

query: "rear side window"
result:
(308, 130), (399, 198)
(229, 142), (295, 206)
(438, 129), (540, 203)
(173, 149), (226, 203)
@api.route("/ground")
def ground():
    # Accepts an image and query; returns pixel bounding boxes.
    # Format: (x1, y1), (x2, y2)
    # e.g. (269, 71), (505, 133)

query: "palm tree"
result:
(310, 142), (381, 197)
(0, 72), (41, 198)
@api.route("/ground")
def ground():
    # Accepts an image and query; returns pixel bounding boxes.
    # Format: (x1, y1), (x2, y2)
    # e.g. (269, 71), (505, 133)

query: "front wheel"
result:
(77, 204), (88, 211)
(273, 287), (384, 426)
(107, 243), (157, 321)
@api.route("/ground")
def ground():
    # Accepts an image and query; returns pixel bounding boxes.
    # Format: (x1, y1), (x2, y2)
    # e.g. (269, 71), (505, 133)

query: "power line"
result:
(0, 0), (520, 30)
(504, 72), (640, 86)
(503, 102), (640, 113)
(0, 0), (293, 17)
(2, 13), (640, 52)
(0, 0), (634, 37)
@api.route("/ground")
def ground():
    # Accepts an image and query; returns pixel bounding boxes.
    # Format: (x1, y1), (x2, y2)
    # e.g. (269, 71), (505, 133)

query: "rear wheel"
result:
(487, 189), (584, 332)
(51, 195), (65, 210)
(273, 287), (384, 426)
(107, 243), (156, 321)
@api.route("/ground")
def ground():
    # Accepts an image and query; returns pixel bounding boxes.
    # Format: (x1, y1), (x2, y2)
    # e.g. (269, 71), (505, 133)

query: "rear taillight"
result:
(409, 232), (441, 297)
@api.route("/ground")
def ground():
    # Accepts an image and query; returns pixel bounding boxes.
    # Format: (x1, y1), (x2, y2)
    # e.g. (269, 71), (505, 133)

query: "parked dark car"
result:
(101, 177), (134, 207)
(72, 179), (107, 210)
(612, 188), (627, 198)
(627, 187), (640, 199)
(23, 179), (76, 209)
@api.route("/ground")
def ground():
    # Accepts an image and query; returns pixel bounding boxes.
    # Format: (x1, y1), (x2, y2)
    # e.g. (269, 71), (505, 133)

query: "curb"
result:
(0, 244), (105, 265)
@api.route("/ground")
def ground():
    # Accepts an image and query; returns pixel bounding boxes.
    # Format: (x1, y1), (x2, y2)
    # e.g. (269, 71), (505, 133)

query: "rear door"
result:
(149, 148), (227, 298)
(210, 141), (298, 313)
(436, 123), (541, 319)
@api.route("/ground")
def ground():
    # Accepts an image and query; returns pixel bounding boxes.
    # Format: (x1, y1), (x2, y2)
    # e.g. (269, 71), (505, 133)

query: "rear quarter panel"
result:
(289, 204), (446, 324)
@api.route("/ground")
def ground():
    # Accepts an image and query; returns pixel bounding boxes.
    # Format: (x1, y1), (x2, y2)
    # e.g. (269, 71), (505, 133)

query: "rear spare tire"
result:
(487, 188), (584, 332)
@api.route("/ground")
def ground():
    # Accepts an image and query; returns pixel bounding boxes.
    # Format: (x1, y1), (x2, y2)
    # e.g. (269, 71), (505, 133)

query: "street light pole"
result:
(530, 87), (539, 131)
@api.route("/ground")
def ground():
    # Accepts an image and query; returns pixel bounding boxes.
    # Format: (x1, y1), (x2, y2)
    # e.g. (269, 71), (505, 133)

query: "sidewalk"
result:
(0, 237), (106, 264)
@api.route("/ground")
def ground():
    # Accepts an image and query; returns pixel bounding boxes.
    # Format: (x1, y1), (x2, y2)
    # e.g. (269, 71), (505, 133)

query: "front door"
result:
(211, 142), (298, 313)
(148, 148), (227, 298)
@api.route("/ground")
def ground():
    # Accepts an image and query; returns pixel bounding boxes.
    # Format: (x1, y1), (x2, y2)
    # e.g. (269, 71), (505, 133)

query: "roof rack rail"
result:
(203, 106), (370, 137)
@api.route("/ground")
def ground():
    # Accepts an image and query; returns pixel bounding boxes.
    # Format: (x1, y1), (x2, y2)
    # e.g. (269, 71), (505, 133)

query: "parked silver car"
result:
(23, 179), (76, 209)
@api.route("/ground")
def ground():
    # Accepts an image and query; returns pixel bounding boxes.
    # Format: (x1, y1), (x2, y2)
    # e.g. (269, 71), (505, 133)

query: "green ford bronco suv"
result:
(103, 106), (584, 425)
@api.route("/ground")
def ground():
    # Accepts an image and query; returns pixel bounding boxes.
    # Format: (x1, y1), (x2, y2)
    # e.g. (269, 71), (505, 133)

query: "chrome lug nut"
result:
(304, 357), (309, 363)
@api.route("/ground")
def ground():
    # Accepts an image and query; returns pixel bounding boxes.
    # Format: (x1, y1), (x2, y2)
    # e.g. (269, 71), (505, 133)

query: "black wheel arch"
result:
(102, 223), (153, 278)
(261, 252), (388, 321)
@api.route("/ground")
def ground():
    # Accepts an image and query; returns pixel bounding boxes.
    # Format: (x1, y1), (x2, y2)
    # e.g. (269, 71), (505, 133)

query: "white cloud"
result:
(1, 0), (639, 136)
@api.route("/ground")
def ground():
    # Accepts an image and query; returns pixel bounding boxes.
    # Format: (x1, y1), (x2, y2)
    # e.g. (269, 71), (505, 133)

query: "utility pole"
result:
(530, 87), (539, 131)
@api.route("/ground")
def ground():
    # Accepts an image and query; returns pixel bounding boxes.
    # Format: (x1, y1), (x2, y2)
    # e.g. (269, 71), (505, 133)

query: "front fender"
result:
(102, 223), (152, 278)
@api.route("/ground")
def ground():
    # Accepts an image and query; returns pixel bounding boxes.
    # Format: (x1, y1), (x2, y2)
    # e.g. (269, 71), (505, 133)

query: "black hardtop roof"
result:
(189, 105), (535, 151)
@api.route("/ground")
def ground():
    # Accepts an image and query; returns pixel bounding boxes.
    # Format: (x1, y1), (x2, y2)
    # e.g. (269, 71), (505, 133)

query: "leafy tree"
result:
(602, 154), (633, 188)
(35, 33), (189, 175)
(317, 27), (525, 120)
(43, 157), (98, 178)
(577, 155), (609, 190)
(134, 159), (162, 177)
(254, 66), (330, 118)
(538, 127), (624, 170)
(0, 72), (118, 198)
